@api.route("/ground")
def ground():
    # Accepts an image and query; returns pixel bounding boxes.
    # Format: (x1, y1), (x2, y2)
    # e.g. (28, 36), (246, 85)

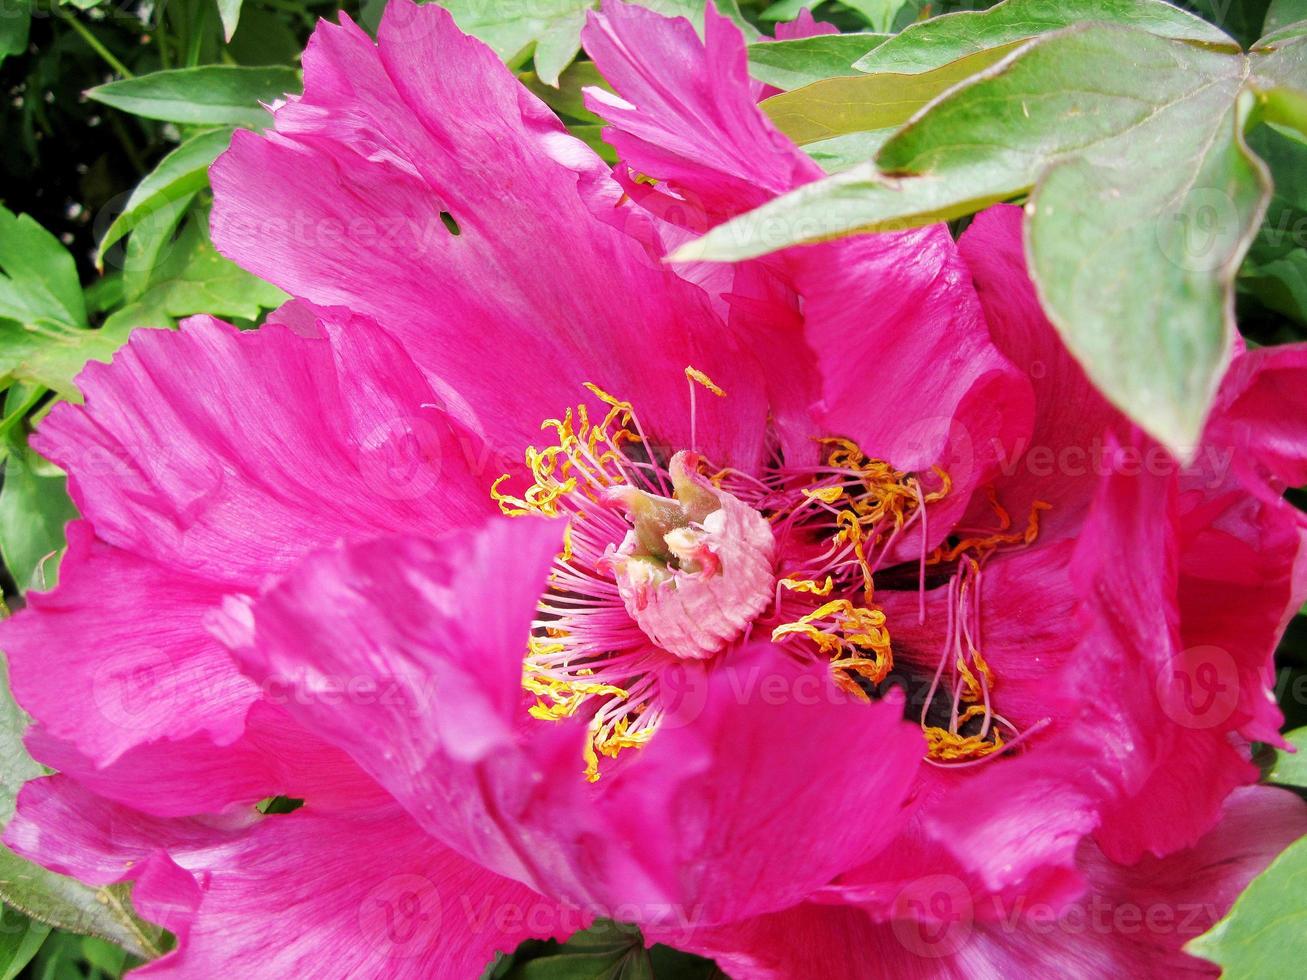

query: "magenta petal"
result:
(25, 701), (392, 818)
(5, 777), (575, 978)
(583, 1), (817, 215)
(38, 313), (492, 589)
(650, 787), (1305, 980)
(601, 642), (924, 926)
(1207, 342), (1307, 490)
(958, 205), (1124, 538)
(0, 522), (256, 764)
(240, 518), (926, 927)
(210, 2), (767, 467)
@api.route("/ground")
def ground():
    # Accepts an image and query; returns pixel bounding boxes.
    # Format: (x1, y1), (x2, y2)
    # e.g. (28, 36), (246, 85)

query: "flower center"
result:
(604, 450), (775, 660)
(492, 377), (1049, 781)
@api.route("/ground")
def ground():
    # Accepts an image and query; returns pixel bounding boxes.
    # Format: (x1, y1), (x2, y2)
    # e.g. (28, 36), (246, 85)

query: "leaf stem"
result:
(56, 10), (134, 79)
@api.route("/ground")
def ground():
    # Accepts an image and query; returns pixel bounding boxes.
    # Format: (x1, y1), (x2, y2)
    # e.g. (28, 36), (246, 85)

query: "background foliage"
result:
(0, 0), (1305, 976)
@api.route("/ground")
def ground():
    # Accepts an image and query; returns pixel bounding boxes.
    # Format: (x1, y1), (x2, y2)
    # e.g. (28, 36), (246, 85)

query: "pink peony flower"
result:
(4, 2), (1306, 975)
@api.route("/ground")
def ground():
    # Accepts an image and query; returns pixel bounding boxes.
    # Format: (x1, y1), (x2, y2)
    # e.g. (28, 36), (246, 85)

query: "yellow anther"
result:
(684, 366), (727, 397)
(778, 576), (834, 596)
(802, 486), (844, 504)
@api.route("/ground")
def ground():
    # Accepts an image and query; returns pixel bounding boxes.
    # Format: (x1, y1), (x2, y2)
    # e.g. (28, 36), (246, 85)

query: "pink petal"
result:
(5, 777), (575, 978)
(25, 701), (392, 817)
(210, 2), (767, 467)
(38, 312), (492, 589)
(582, 2), (818, 216)
(241, 517), (925, 926)
(0, 522), (256, 764)
(649, 787), (1305, 979)
(958, 205), (1125, 539)
(1207, 342), (1307, 491)
(774, 9), (839, 39)
(585, 1), (1034, 544)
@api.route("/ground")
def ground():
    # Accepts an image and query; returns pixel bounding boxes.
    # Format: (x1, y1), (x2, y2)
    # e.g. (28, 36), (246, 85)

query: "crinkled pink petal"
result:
(210, 1), (768, 468)
(5, 777), (576, 978)
(583, 2), (819, 215)
(0, 522), (256, 764)
(238, 516), (924, 928)
(1076, 448), (1263, 863)
(598, 642), (924, 927)
(1207, 342), (1307, 491)
(25, 701), (391, 818)
(37, 313), (492, 589)
(584, 1), (1034, 549)
(648, 787), (1305, 979)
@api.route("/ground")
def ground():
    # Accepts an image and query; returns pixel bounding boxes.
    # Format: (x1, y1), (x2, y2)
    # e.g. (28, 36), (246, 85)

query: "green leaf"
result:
(0, 648), (163, 960)
(0, 318), (155, 402)
(1186, 832), (1307, 974)
(0, 0), (31, 65)
(0, 852), (165, 962)
(1266, 0), (1307, 36)
(87, 66), (299, 128)
(759, 42), (1021, 144)
(759, 0), (823, 23)
(0, 445), (77, 595)
(95, 128), (234, 267)
(216, 0), (243, 40)
(839, 0), (908, 33)
(853, 0), (1232, 74)
(1252, 29), (1307, 139)
(1268, 727), (1307, 786)
(519, 61), (609, 124)
(0, 207), (87, 330)
(680, 25), (1269, 455)
(0, 665), (43, 827)
(746, 33), (888, 91)
(493, 922), (653, 980)
(441, 0), (757, 85)
(0, 905), (49, 980)
(439, 0), (595, 86)
(106, 217), (286, 330)
(804, 128), (897, 171)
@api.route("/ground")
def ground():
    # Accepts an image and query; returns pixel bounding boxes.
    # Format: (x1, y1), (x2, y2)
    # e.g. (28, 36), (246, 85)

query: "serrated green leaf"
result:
(0, 667), (43, 827)
(1186, 831), (1307, 975)
(0, 446), (77, 595)
(0, 905), (49, 980)
(495, 922), (652, 980)
(0, 318), (154, 402)
(1268, 727), (1307, 786)
(759, 41), (1020, 144)
(1243, 251), (1307, 322)
(87, 66), (298, 128)
(0, 207), (87, 330)
(853, 0), (1232, 74)
(746, 33), (888, 91)
(106, 218), (286, 330)
(95, 128), (233, 267)
(0, 851), (164, 961)
(217, 0), (243, 40)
